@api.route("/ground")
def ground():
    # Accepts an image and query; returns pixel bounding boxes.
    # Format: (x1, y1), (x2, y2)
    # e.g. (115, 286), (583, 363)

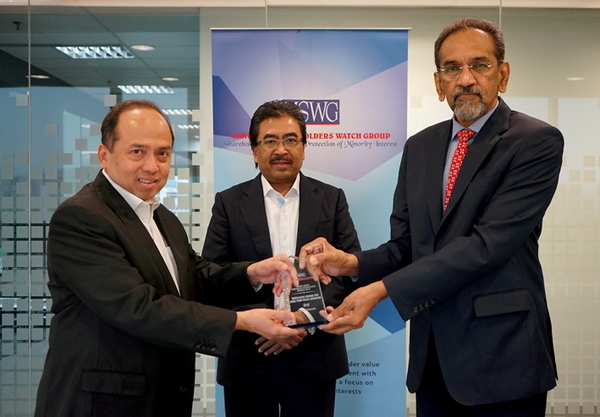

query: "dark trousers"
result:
(416, 337), (548, 417)
(223, 355), (336, 417)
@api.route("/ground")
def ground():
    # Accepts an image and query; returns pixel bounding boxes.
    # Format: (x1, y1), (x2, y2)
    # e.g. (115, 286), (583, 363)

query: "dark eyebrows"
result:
(262, 132), (300, 139)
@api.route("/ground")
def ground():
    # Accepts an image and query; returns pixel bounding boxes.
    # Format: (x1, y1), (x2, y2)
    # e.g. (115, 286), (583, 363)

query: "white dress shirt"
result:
(261, 174), (300, 310)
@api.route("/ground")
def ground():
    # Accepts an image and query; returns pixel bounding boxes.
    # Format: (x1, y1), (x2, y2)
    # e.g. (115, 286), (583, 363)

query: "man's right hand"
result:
(299, 237), (360, 283)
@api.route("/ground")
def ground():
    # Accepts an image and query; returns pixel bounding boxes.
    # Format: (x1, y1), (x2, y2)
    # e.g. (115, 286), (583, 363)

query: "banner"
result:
(212, 28), (409, 416)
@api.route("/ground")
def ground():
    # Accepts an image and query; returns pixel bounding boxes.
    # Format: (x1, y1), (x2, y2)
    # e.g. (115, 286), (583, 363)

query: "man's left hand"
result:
(254, 310), (309, 355)
(318, 281), (389, 335)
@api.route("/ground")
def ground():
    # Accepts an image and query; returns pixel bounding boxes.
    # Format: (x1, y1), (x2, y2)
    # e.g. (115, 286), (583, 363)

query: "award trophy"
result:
(278, 256), (327, 328)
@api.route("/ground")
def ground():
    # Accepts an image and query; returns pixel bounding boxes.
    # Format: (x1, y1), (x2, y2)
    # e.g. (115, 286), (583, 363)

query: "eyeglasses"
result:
(256, 137), (303, 149)
(437, 61), (502, 78)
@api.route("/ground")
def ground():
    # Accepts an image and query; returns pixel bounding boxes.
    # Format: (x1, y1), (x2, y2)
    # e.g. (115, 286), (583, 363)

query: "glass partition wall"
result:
(1, 4), (598, 417)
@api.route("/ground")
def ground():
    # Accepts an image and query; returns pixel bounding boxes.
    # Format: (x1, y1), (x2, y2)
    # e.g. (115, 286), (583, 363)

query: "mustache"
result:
(453, 86), (483, 101)
(270, 157), (292, 164)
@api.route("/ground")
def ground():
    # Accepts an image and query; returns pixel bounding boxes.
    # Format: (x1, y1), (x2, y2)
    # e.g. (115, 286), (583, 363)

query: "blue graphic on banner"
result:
(212, 29), (409, 417)
(212, 29), (408, 181)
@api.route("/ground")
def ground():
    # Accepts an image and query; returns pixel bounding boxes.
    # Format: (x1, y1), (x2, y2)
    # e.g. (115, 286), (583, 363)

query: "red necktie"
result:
(443, 128), (475, 211)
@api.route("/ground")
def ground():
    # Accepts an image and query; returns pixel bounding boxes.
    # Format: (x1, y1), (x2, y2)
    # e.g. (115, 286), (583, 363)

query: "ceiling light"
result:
(27, 74), (50, 79)
(56, 46), (134, 59)
(117, 85), (174, 94)
(567, 77), (584, 81)
(162, 77), (179, 82)
(131, 45), (155, 51)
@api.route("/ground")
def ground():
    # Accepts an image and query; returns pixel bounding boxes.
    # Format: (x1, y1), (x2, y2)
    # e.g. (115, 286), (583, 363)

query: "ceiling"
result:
(1, 1), (598, 109)
(0, 6), (202, 108)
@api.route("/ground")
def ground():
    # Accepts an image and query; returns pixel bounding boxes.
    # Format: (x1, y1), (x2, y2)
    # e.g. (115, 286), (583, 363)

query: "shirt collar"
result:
(260, 173), (300, 198)
(102, 169), (160, 215)
(451, 99), (500, 141)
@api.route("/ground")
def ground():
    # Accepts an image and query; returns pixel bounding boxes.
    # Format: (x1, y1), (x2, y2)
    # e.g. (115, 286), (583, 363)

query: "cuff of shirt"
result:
(298, 307), (316, 335)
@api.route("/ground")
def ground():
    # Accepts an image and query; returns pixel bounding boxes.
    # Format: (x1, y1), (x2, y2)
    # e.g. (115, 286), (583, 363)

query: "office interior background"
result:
(0, 1), (598, 416)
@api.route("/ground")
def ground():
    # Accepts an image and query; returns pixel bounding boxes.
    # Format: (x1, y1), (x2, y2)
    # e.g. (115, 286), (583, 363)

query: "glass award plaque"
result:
(280, 256), (327, 328)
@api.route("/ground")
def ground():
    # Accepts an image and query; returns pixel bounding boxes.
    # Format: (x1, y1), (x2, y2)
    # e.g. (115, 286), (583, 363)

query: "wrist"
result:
(294, 310), (310, 325)
(235, 311), (248, 331)
(342, 253), (360, 276)
(245, 263), (259, 287)
(369, 281), (389, 302)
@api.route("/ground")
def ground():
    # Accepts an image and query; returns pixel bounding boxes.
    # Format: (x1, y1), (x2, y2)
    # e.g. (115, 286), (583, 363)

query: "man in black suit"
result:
(202, 100), (360, 417)
(34, 99), (301, 417)
(301, 18), (563, 417)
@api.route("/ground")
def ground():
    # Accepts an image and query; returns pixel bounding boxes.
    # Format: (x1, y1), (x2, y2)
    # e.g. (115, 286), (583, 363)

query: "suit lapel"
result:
(427, 123), (452, 232)
(296, 174), (320, 254)
(240, 175), (273, 259)
(94, 172), (181, 297)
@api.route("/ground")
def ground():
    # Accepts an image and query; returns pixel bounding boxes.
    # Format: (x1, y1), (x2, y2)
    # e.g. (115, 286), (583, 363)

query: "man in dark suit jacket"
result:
(301, 19), (563, 417)
(202, 100), (360, 417)
(34, 99), (301, 417)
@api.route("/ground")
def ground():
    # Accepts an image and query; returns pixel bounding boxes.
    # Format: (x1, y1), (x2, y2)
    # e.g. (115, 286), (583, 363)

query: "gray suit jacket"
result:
(358, 98), (562, 405)
(35, 171), (257, 417)
(202, 173), (360, 386)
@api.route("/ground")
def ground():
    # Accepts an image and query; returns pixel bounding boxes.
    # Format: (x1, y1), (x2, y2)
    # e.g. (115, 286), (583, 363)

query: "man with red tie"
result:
(301, 18), (563, 417)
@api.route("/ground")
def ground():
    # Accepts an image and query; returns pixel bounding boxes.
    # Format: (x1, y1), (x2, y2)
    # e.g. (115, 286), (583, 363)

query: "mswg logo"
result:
(288, 100), (340, 125)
